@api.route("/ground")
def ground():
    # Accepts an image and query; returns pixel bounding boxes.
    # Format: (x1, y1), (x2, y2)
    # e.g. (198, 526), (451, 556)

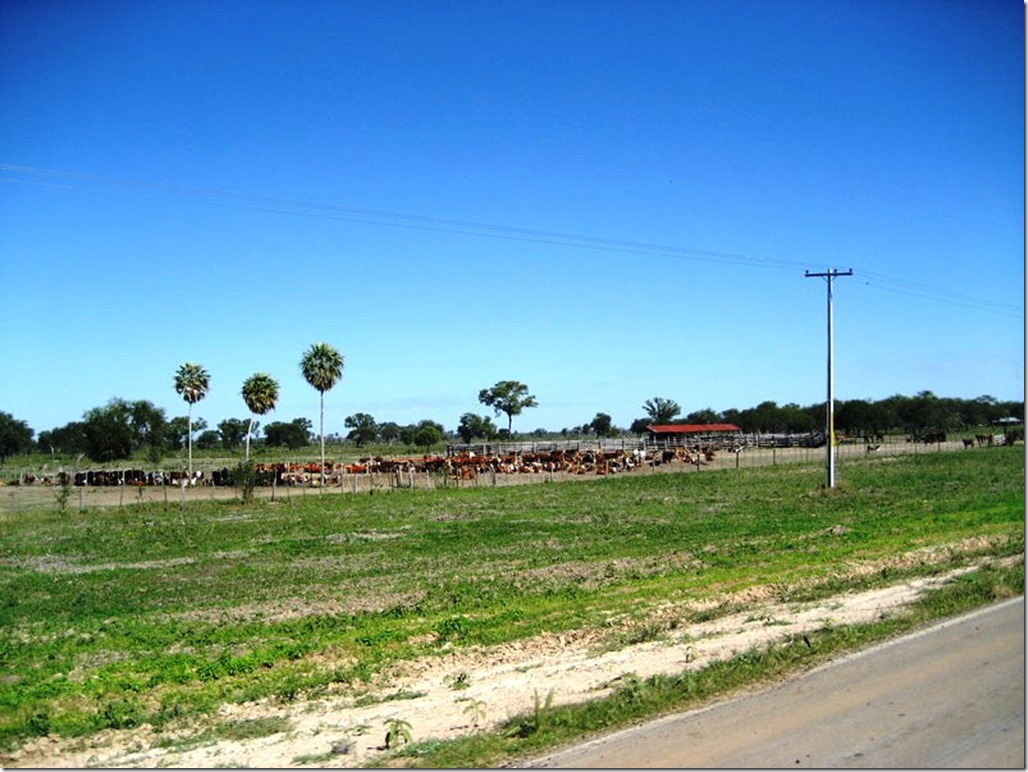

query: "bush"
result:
(230, 460), (259, 502)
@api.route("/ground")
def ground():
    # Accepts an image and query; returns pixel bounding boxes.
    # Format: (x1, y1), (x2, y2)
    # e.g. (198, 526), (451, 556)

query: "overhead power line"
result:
(0, 163), (1021, 318)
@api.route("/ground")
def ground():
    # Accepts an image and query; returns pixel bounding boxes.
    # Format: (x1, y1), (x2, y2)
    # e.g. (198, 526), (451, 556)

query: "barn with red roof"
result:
(645, 423), (743, 445)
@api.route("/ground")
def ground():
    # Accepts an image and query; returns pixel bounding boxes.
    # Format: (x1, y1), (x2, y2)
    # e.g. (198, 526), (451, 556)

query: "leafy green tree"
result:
(398, 420), (444, 447)
(82, 400), (135, 463)
(893, 390), (951, 437)
(190, 417), (209, 441)
(720, 408), (742, 427)
(166, 416), (190, 451)
(413, 420), (444, 451)
(129, 400), (167, 464)
(263, 419), (311, 450)
(836, 399), (875, 436)
(456, 413), (497, 444)
(629, 417), (651, 436)
(1001, 399), (1024, 422)
(478, 380), (538, 436)
(174, 362), (210, 476)
(300, 342), (344, 484)
(35, 429), (55, 458)
(743, 401), (788, 433)
(959, 395), (995, 428)
(642, 397), (681, 424)
(195, 429), (220, 450)
(685, 407), (720, 424)
(241, 373), (279, 460)
(378, 421), (401, 444)
(217, 418), (249, 451)
(784, 403), (817, 433)
(398, 423), (418, 446)
(589, 412), (616, 437)
(75, 398), (167, 463)
(0, 412), (34, 465)
(54, 423), (86, 457)
(344, 413), (378, 447)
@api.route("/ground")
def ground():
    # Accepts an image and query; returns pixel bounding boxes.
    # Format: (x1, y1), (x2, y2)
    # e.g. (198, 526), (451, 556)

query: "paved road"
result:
(529, 597), (1024, 768)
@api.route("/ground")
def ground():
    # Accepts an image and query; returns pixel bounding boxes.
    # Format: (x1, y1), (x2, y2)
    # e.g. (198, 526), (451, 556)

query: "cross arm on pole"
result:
(804, 269), (854, 280)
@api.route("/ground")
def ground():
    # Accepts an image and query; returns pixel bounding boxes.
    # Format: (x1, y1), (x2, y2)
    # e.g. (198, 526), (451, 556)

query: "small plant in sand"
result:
(462, 698), (487, 727)
(384, 717), (412, 749)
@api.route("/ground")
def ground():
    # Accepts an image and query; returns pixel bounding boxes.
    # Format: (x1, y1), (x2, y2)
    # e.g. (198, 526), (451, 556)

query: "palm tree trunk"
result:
(319, 391), (326, 489)
(245, 416), (254, 461)
(187, 404), (194, 476)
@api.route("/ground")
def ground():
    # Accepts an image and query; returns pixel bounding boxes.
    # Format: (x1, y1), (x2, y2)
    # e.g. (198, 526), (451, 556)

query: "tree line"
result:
(623, 392), (1023, 440)
(0, 383), (1022, 467)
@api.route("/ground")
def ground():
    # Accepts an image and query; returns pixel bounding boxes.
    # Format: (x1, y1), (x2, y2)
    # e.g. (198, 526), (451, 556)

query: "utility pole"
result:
(805, 268), (852, 488)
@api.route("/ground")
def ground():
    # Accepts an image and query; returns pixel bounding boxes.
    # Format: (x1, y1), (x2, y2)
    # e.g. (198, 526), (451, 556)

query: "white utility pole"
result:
(805, 268), (852, 488)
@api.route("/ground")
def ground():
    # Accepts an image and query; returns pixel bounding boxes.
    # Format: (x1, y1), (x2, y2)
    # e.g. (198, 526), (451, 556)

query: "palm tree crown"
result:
(241, 373), (279, 460)
(174, 362), (210, 405)
(300, 343), (344, 394)
(242, 372), (279, 415)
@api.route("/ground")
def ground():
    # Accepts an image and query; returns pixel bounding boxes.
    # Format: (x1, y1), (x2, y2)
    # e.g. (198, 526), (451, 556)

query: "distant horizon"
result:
(15, 387), (1024, 441)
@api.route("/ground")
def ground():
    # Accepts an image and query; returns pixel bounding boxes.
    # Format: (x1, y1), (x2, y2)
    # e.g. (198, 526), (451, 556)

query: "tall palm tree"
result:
(299, 342), (344, 486)
(241, 372), (279, 461)
(173, 362), (210, 476)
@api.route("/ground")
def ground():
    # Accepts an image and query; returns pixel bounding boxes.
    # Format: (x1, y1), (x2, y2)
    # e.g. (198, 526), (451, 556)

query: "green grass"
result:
(151, 715), (293, 753)
(0, 447), (1022, 756)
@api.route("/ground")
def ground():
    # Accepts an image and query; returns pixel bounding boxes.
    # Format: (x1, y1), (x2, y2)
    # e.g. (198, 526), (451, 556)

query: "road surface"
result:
(529, 596), (1024, 768)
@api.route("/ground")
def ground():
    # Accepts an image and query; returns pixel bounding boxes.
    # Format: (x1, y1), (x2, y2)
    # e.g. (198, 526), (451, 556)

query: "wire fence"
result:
(0, 434), (1002, 515)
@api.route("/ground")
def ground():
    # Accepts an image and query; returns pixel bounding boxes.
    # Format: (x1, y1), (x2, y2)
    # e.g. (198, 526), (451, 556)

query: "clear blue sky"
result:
(1, 0), (1023, 438)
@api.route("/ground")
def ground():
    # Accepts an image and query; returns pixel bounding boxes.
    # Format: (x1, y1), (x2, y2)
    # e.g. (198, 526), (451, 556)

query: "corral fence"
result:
(443, 430), (822, 457)
(0, 430), (1019, 513)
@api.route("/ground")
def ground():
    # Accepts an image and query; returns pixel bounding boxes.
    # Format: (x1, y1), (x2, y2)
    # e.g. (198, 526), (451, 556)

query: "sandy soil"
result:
(6, 548), (1016, 770)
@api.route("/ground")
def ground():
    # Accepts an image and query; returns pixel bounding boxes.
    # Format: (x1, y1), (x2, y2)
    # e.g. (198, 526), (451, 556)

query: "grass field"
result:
(0, 446), (1023, 764)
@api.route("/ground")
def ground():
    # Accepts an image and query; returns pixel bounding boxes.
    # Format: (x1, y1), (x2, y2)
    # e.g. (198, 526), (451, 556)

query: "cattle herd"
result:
(9, 445), (723, 489)
(260, 445), (719, 486)
(350, 445), (718, 480)
(7, 430), (1020, 490)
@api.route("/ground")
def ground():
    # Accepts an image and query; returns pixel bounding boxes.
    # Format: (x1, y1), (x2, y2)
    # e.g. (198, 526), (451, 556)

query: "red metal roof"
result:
(646, 423), (741, 434)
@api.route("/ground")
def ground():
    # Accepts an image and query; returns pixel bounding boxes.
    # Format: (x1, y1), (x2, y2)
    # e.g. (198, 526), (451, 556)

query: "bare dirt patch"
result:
(6, 551), (1018, 770)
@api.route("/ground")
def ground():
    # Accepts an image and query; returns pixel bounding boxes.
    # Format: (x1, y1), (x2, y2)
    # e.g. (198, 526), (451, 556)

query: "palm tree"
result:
(173, 362), (210, 476)
(241, 373), (279, 461)
(299, 342), (344, 486)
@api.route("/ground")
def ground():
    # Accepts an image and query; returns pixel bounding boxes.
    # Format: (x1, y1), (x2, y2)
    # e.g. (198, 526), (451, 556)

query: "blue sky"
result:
(1, 0), (1023, 438)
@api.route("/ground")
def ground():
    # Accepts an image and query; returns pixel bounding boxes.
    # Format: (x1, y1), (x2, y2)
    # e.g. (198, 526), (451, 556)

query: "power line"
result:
(1, 174), (807, 272)
(857, 270), (1021, 315)
(1, 163), (783, 265)
(1, 163), (1021, 317)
